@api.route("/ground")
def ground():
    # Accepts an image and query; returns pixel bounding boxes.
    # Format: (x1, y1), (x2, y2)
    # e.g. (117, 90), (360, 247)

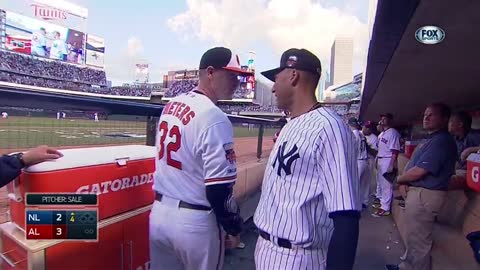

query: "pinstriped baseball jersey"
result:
(352, 129), (368, 160)
(254, 107), (360, 250)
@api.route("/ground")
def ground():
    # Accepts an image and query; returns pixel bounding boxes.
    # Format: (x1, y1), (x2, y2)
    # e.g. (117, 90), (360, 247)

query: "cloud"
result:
(104, 37), (146, 83)
(167, 0), (369, 74)
(127, 36), (144, 57)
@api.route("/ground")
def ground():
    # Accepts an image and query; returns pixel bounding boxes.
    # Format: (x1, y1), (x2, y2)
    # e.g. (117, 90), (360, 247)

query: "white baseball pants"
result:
(149, 198), (225, 270)
(255, 237), (327, 270)
(357, 159), (369, 206)
(376, 157), (393, 211)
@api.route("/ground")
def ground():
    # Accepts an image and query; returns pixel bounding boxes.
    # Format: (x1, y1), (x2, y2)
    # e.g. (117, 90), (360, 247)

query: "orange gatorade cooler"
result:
(467, 153), (480, 192)
(7, 145), (156, 229)
(404, 140), (419, 159)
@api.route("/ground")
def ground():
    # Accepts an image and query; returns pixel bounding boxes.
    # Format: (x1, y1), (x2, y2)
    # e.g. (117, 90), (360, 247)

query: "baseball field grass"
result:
(0, 116), (277, 151)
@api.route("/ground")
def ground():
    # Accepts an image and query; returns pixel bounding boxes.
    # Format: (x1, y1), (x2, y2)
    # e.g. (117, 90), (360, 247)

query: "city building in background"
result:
(317, 69), (331, 101)
(323, 72), (362, 103)
(330, 37), (353, 86)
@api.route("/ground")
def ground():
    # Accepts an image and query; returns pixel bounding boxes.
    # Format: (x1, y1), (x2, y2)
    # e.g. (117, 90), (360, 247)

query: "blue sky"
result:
(66, 0), (371, 85)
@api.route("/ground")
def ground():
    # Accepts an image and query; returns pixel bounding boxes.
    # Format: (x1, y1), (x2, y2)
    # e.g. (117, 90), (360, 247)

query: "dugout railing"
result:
(0, 86), (282, 159)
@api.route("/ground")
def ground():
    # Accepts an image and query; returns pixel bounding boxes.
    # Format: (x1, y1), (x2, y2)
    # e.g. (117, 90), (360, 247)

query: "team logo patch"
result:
(272, 141), (300, 176)
(286, 56), (297, 67)
(223, 143), (237, 164)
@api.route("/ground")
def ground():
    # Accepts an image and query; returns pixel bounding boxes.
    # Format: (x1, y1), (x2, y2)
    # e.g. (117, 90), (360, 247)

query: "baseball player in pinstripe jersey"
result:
(254, 48), (361, 270)
(348, 118), (369, 210)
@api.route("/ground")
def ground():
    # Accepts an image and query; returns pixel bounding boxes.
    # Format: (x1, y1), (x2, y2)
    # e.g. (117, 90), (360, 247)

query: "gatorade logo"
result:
(473, 167), (479, 183)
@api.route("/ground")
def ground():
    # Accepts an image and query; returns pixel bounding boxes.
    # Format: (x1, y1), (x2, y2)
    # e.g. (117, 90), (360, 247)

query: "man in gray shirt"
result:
(386, 103), (457, 270)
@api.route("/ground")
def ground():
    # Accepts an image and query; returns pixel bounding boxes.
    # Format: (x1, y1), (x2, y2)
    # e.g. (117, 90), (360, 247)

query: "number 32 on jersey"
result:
(158, 120), (182, 170)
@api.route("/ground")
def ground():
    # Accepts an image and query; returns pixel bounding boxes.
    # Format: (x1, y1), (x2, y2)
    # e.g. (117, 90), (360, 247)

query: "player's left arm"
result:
(0, 155), (23, 187)
(197, 120), (243, 236)
(317, 120), (360, 270)
(388, 131), (401, 172)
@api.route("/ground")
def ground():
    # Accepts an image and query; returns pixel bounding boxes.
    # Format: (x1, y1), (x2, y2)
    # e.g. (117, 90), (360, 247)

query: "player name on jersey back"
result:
(162, 101), (196, 125)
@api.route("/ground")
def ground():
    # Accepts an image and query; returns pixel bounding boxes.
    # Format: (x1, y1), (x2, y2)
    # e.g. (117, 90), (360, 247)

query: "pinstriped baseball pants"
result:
(255, 237), (327, 270)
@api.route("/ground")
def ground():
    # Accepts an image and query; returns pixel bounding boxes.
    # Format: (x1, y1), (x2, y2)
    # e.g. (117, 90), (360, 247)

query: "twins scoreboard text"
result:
(25, 194), (98, 241)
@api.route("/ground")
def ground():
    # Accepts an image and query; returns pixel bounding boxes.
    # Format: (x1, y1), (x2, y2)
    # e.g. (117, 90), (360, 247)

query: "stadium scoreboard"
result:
(25, 194), (98, 241)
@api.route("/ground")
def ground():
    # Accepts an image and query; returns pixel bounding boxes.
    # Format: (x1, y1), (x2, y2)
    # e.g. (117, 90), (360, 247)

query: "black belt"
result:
(377, 156), (391, 159)
(258, 229), (292, 249)
(155, 193), (211, 211)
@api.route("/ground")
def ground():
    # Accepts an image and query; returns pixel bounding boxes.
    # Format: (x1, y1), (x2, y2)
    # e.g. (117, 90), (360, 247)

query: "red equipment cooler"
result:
(467, 153), (480, 192)
(404, 140), (419, 159)
(0, 205), (151, 270)
(6, 145), (156, 229)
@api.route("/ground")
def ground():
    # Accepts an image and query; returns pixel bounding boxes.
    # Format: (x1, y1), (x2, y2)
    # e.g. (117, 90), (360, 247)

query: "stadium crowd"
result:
(0, 51), (106, 86)
(164, 79), (255, 100)
(164, 80), (198, 97)
(0, 50), (152, 97)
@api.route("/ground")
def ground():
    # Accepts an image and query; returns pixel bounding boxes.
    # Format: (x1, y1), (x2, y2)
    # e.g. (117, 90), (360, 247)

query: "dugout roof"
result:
(360, 0), (480, 125)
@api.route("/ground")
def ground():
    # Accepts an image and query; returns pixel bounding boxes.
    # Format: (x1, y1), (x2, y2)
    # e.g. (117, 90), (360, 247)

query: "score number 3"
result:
(158, 121), (182, 170)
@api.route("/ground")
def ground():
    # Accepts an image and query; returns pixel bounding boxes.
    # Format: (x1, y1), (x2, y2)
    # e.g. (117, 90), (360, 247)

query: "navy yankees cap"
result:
(199, 47), (253, 75)
(261, 48), (322, 82)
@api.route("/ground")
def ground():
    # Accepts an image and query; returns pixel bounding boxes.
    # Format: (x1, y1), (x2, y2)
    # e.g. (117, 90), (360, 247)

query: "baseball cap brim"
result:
(261, 67), (284, 82)
(223, 66), (254, 75)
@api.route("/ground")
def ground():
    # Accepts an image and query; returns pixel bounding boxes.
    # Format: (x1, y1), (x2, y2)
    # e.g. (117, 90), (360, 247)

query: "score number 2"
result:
(158, 121), (182, 170)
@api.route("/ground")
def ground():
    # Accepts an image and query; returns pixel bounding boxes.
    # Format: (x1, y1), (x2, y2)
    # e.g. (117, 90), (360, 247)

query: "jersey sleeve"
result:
(197, 121), (237, 186)
(370, 136), (379, 151)
(316, 120), (360, 213)
(388, 130), (401, 151)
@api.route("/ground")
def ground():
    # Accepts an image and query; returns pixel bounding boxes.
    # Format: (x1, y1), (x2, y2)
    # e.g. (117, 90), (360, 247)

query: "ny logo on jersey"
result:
(272, 141), (300, 176)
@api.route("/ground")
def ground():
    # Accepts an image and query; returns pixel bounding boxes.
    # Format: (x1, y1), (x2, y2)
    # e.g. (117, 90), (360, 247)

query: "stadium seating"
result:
(0, 50), (152, 97)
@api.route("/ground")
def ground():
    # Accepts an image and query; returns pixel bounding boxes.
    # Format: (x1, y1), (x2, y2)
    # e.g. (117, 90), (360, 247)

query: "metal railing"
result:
(0, 86), (282, 159)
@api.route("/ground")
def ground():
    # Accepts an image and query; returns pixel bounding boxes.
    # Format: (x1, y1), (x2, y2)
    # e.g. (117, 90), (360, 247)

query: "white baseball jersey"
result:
(254, 106), (360, 250)
(153, 90), (237, 207)
(50, 39), (68, 60)
(31, 31), (46, 48)
(377, 128), (401, 157)
(352, 129), (368, 160)
(364, 133), (378, 158)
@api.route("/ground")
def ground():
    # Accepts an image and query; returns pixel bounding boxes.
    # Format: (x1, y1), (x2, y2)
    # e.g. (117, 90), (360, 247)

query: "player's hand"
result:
(22, 145), (63, 167)
(225, 234), (240, 249)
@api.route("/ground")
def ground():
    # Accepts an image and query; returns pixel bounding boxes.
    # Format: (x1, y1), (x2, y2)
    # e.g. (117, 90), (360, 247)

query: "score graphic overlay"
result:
(25, 194), (98, 241)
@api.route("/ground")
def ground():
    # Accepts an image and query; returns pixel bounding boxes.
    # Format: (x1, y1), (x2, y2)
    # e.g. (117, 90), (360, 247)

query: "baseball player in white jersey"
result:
(348, 118), (369, 209)
(49, 31), (68, 61)
(31, 27), (47, 57)
(149, 47), (252, 270)
(372, 113), (401, 217)
(361, 121), (379, 208)
(254, 48), (360, 270)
